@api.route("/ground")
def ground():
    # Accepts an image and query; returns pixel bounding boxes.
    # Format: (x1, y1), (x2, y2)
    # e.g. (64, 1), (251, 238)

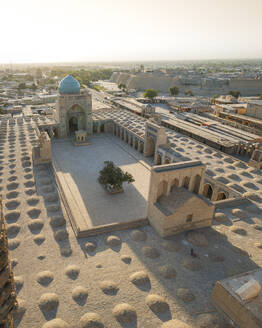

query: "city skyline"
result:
(1, 0), (262, 64)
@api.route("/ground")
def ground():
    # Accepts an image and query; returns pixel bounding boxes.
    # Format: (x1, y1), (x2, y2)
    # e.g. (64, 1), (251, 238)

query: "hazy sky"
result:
(1, 0), (262, 63)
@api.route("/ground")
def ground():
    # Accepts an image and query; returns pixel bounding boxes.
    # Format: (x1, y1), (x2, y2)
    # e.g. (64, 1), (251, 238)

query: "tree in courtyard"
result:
(185, 90), (194, 96)
(169, 86), (179, 96)
(144, 89), (158, 101)
(98, 161), (134, 191)
(227, 90), (241, 98)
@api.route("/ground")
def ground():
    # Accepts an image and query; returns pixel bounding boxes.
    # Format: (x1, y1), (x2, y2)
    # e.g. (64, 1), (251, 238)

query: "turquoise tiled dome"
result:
(58, 75), (80, 94)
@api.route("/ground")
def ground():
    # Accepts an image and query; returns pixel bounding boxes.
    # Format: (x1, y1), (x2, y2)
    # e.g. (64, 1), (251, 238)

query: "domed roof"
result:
(58, 75), (80, 95)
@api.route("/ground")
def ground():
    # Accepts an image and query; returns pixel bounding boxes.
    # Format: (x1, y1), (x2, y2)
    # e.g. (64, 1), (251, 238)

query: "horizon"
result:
(1, 0), (262, 64)
(2, 57), (262, 67)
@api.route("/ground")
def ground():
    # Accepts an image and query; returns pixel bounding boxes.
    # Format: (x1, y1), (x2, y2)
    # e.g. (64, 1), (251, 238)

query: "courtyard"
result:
(52, 134), (151, 234)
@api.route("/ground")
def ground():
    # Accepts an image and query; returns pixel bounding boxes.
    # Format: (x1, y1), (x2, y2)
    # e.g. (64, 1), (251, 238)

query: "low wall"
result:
(214, 197), (250, 209)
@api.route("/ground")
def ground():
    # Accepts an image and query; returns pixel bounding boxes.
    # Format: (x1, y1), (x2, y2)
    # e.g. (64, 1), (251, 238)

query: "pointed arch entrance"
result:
(67, 104), (86, 136)
(69, 116), (78, 134)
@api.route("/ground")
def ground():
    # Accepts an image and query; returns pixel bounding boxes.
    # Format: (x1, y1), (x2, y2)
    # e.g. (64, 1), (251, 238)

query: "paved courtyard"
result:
(52, 134), (151, 232)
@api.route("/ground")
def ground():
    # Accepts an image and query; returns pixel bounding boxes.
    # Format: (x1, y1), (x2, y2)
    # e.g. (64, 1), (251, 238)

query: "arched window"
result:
(134, 139), (138, 150)
(171, 178), (179, 192)
(139, 142), (144, 153)
(217, 191), (227, 201)
(157, 180), (168, 201)
(156, 153), (162, 165)
(203, 184), (213, 200)
(182, 176), (190, 189)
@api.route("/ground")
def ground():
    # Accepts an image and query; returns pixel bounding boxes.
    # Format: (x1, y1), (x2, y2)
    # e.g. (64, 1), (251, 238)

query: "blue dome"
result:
(58, 75), (80, 94)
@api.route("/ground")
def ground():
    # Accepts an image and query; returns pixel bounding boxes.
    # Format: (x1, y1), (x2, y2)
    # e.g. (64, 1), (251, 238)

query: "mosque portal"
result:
(55, 75), (93, 138)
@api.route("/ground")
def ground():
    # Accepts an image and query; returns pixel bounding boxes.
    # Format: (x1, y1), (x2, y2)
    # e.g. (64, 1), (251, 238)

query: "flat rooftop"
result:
(52, 134), (151, 235)
(219, 111), (262, 126)
(213, 269), (262, 327)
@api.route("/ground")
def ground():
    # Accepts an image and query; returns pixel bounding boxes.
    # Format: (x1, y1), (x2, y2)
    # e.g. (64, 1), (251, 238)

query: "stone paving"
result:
(52, 135), (150, 231)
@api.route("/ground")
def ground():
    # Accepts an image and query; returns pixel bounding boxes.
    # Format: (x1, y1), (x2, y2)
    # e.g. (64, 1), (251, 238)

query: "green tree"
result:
(18, 83), (27, 89)
(185, 90), (194, 96)
(169, 86), (179, 96)
(211, 94), (219, 103)
(144, 89), (158, 101)
(30, 83), (37, 90)
(259, 94), (262, 100)
(118, 83), (126, 91)
(98, 161), (134, 190)
(227, 90), (241, 98)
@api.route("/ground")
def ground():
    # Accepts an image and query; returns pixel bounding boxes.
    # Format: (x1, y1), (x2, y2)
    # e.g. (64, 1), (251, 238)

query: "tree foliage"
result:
(227, 90), (241, 98)
(144, 89), (158, 101)
(259, 94), (262, 100)
(169, 86), (179, 96)
(118, 83), (126, 91)
(98, 161), (134, 190)
(185, 90), (194, 96)
(51, 68), (112, 87)
(211, 94), (219, 103)
(18, 83), (27, 89)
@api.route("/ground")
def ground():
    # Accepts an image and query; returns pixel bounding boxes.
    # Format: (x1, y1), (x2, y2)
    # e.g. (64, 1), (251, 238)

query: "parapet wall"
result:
(229, 79), (262, 91)
(110, 72), (262, 95)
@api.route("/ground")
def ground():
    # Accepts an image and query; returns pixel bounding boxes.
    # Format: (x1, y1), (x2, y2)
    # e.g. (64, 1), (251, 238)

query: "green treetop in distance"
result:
(118, 83), (126, 91)
(169, 86), (179, 96)
(227, 90), (241, 98)
(144, 89), (158, 101)
(185, 90), (194, 96)
(18, 83), (27, 89)
(211, 94), (219, 104)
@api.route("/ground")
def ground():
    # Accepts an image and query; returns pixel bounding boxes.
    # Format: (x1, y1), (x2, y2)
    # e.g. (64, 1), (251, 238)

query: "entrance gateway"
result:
(69, 116), (78, 134)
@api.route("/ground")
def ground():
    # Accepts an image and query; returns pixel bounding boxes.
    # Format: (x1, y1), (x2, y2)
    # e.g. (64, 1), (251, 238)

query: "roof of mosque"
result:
(58, 75), (81, 95)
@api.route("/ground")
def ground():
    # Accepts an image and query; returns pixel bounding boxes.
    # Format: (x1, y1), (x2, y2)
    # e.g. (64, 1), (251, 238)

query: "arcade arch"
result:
(203, 183), (213, 200)
(217, 191), (227, 201)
